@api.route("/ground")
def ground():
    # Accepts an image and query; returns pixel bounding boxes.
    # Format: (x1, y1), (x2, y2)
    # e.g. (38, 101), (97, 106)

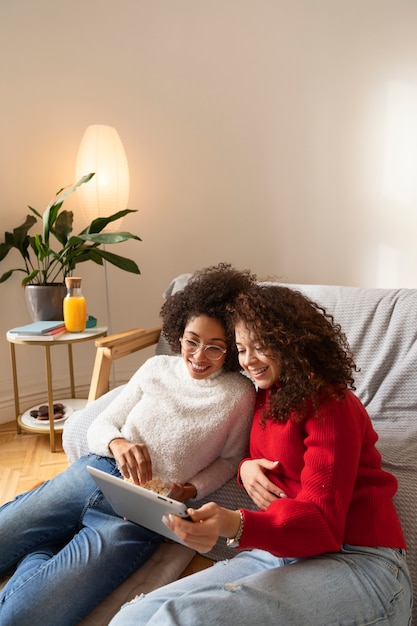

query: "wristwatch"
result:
(226, 510), (244, 548)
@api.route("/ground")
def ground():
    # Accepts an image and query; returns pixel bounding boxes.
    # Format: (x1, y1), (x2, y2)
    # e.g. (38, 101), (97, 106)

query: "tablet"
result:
(87, 465), (191, 545)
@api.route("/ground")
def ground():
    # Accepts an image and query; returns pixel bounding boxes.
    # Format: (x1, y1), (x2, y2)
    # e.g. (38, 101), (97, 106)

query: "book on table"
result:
(7, 321), (67, 341)
(8, 321), (66, 335)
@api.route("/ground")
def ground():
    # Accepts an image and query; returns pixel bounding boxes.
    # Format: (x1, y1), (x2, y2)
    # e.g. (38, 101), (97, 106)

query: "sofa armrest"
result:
(88, 326), (161, 402)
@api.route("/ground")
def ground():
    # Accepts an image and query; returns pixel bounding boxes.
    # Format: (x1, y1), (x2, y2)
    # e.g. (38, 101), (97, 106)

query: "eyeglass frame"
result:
(179, 337), (227, 361)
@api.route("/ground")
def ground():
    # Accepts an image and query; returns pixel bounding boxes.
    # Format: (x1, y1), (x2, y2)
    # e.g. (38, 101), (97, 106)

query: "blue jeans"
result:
(109, 546), (413, 626)
(0, 454), (163, 626)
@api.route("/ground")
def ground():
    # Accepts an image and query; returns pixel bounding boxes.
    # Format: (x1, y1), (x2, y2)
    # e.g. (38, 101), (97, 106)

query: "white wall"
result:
(1, 0), (416, 424)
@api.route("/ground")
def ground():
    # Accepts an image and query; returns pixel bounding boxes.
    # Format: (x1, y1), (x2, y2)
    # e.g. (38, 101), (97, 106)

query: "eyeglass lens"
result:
(181, 338), (226, 360)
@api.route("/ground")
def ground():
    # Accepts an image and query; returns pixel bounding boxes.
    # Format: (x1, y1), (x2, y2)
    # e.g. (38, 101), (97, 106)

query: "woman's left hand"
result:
(162, 502), (241, 553)
(240, 458), (286, 510)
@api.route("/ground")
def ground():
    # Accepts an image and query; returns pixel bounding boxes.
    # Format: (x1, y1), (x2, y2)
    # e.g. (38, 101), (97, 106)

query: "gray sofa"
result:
(63, 279), (417, 625)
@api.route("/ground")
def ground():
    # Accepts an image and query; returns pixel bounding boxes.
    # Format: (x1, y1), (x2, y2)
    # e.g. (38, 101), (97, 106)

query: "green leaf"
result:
(22, 270), (40, 285)
(53, 210), (74, 246)
(13, 215), (37, 248)
(69, 248), (104, 266)
(0, 242), (13, 263)
(0, 216), (37, 262)
(43, 173), (95, 243)
(0, 269), (18, 283)
(78, 231), (142, 244)
(32, 234), (48, 261)
(28, 205), (43, 220)
(94, 248), (140, 273)
(84, 209), (138, 234)
(45, 173), (95, 214)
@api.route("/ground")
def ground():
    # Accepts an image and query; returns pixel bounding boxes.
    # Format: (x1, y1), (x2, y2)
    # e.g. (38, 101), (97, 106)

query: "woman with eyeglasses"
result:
(0, 264), (256, 626)
(109, 283), (412, 626)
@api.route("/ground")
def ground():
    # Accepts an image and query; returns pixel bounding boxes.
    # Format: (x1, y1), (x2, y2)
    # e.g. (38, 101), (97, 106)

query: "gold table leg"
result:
(44, 345), (56, 453)
(9, 342), (21, 434)
(67, 344), (75, 398)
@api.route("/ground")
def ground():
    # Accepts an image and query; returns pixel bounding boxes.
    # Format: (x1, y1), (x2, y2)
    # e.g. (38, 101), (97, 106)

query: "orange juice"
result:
(63, 296), (87, 332)
(64, 277), (87, 332)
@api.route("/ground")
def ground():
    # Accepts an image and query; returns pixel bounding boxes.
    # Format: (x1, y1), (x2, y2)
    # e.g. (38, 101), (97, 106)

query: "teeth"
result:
(251, 367), (267, 375)
(191, 362), (208, 371)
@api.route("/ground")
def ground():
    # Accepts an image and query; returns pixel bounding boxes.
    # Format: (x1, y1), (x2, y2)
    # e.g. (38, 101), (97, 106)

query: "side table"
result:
(6, 327), (107, 452)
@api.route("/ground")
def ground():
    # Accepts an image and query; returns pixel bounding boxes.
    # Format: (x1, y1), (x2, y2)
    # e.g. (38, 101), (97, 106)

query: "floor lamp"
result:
(75, 124), (130, 385)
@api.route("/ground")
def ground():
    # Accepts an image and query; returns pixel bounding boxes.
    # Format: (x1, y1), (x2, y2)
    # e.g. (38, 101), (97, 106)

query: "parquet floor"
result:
(0, 421), (69, 505)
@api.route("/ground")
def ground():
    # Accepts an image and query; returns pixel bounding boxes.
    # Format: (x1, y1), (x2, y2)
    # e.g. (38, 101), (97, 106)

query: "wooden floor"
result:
(0, 421), (69, 505)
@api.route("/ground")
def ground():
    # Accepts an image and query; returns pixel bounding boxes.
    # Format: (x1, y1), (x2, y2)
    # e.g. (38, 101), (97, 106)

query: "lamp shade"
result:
(75, 125), (130, 223)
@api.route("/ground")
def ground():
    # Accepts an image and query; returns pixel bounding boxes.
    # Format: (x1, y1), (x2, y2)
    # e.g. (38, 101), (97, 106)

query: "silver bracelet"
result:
(226, 510), (244, 548)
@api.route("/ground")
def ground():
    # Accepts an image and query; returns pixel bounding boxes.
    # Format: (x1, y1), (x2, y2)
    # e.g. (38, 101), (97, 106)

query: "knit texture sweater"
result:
(238, 387), (405, 557)
(87, 355), (256, 499)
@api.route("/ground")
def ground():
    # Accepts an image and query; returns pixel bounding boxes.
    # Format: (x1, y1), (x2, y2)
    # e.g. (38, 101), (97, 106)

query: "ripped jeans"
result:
(0, 454), (162, 626)
(109, 545), (412, 626)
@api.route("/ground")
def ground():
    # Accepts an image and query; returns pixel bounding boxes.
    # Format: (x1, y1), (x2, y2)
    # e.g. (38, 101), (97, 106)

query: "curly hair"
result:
(230, 284), (358, 422)
(160, 263), (257, 372)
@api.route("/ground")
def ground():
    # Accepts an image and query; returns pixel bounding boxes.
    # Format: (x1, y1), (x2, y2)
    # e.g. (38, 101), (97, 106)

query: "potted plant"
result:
(0, 173), (142, 320)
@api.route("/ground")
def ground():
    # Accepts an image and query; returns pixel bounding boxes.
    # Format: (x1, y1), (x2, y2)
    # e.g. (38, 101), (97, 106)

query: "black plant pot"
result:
(24, 284), (67, 321)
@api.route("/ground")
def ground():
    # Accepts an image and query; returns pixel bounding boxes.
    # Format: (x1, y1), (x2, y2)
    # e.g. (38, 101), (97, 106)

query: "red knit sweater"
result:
(238, 388), (405, 557)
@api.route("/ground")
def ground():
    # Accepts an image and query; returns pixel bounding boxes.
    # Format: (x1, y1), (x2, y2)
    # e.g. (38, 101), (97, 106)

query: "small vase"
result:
(24, 284), (67, 321)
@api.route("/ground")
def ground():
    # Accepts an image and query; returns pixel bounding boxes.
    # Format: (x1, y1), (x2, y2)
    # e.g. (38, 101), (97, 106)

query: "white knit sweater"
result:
(87, 355), (256, 499)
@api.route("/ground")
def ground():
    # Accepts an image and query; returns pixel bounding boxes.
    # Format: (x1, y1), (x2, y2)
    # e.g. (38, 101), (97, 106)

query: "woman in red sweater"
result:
(110, 284), (412, 626)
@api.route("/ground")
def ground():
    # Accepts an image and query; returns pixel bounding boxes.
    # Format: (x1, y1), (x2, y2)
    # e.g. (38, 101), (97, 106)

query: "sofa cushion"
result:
(63, 386), (125, 464)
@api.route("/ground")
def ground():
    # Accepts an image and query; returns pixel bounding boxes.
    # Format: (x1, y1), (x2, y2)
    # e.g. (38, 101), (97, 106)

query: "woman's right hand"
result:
(240, 458), (286, 510)
(109, 438), (152, 485)
(162, 502), (240, 553)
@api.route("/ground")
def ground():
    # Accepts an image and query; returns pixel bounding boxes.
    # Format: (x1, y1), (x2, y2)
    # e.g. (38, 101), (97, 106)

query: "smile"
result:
(189, 360), (210, 372)
(250, 366), (268, 376)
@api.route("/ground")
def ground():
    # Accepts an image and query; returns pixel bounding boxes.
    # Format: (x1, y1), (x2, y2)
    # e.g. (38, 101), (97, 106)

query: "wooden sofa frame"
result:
(88, 326), (162, 402)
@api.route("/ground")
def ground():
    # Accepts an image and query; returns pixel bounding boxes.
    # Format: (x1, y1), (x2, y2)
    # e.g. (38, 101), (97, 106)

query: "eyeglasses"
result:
(180, 337), (227, 361)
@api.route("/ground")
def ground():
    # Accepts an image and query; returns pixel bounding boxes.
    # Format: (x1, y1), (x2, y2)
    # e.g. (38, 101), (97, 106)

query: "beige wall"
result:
(1, 0), (416, 423)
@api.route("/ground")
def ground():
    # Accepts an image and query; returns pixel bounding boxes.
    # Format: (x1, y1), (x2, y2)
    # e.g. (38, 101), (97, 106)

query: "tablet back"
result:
(87, 465), (190, 545)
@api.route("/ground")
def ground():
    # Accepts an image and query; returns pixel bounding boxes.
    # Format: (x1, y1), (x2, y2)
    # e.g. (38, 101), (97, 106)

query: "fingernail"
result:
(279, 493), (287, 498)
(162, 514), (173, 527)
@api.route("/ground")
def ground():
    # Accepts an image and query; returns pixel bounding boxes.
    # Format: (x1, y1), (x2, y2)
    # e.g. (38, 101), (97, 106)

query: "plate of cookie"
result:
(23, 402), (73, 425)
